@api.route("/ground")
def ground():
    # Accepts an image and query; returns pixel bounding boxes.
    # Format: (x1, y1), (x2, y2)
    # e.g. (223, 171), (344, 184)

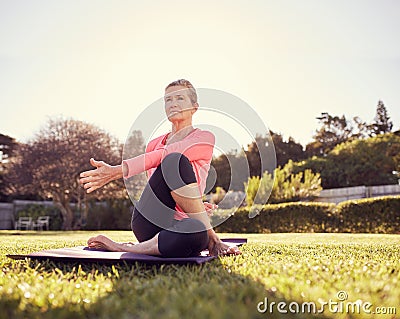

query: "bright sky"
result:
(1, 0), (399, 150)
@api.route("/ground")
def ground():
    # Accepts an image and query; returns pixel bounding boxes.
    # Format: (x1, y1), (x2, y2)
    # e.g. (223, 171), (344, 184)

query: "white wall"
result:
(314, 184), (400, 204)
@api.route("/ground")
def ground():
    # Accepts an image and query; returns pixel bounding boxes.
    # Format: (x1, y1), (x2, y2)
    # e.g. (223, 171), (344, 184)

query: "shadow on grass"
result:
(2, 254), (333, 319)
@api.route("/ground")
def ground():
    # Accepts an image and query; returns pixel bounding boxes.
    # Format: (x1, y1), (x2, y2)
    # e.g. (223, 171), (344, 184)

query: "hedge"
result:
(15, 204), (63, 230)
(14, 196), (400, 233)
(214, 196), (400, 234)
(14, 199), (133, 231)
(336, 196), (400, 233)
(83, 199), (132, 230)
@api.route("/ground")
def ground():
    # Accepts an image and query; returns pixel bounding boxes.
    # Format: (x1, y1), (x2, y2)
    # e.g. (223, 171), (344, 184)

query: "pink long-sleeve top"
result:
(122, 128), (215, 220)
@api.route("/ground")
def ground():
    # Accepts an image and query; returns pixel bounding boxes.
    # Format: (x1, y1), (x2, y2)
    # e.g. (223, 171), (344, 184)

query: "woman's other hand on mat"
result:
(208, 239), (241, 256)
(79, 158), (122, 193)
(204, 202), (218, 217)
(207, 232), (241, 256)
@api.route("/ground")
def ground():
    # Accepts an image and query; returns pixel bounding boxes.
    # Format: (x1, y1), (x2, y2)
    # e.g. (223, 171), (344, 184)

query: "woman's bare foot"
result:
(87, 234), (121, 251)
(87, 234), (160, 255)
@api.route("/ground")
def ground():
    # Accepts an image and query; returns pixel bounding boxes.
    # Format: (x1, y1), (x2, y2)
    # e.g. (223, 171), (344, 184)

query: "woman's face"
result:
(164, 85), (197, 123)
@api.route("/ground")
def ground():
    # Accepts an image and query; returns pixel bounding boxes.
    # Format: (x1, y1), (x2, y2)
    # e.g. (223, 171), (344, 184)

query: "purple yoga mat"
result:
(7, 238), (247, 265)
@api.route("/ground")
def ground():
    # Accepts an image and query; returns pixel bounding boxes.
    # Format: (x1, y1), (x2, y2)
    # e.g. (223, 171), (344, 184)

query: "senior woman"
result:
(79, 79), (241, 257)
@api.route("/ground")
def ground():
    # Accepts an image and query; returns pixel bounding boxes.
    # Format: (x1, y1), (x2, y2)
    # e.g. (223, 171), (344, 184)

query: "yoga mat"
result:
(7, 238), (247, 265)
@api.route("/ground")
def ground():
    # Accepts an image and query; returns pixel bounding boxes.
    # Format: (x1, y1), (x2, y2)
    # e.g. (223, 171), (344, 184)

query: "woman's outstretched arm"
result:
(79, 158), (123, 193)
(80, 130), (214, 192)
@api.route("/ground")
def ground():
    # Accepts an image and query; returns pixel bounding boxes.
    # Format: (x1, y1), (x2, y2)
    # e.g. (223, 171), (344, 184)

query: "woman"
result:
(79, 79), (241, 257)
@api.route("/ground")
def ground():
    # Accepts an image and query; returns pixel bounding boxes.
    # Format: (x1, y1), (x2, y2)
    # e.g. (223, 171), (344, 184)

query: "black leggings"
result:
(131, 152), (209, 257)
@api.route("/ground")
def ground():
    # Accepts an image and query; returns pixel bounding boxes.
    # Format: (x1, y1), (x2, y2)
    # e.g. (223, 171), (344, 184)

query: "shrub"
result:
(271, 161), (322, 203)
(83, 198), (133, 230)
(218, 191), (246, 209)
(335, 195), (400, 233)
(15, 204), (63, 230)
(214, 202), (335, 233)
(214, 196), (400, 234)
(244, 176), (260, 207)
(244, 161), (322, 205)
(244, 172), (273, 206)
(210, 187), (226, 205)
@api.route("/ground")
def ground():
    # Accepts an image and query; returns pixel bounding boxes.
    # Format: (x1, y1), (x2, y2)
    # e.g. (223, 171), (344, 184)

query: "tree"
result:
(5, 118), (125, 230)
(209, 153), (230, 193)
(352, 116), (370, 139)
(244, 133), (285, 177)
(307, 112), (353, 156)
(123, 130), (146, 200)
(369, 100), (393, 136)
(270, 131), (305, 167)
(307, 102), (395, 157)
(0, 133), (19, 201)
(208, 150), (249, 192)
(211, 132), (303, 192)
(296, 133), (399, 188)
(0, 133), (18, 168)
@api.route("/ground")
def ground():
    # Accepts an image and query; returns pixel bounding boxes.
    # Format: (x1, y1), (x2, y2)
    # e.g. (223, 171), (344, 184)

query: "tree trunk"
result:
(53, 200), (74, 230)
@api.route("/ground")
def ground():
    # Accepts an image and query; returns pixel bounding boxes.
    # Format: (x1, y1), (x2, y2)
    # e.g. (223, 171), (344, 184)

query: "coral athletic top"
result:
(122, 128), (215, 220)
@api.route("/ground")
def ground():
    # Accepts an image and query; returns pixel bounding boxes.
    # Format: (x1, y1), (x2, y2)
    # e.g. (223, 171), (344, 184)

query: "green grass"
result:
(1, 231), (399, 319)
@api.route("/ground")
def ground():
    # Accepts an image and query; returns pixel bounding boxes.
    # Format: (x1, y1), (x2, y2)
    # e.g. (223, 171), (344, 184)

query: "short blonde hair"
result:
(165, 79), (198, 104)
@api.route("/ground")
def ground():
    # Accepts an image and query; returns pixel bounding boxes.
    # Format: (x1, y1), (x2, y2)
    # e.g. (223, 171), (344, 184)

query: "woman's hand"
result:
(79, 158), (122, 193)
(207, 229), (241, 256)
(203, 201), (218, 217)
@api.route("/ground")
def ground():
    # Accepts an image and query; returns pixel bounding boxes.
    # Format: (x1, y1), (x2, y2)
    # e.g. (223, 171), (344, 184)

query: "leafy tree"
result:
(368, 100), (393, 136)
(307, 112), (353, 156)
(211, 186), (226, 205)
(0, 133), (18, 167)
(245, 132), (300, 176)
(227, 150), (251, 191)
(304, 140), (325, 158)
(307, 101), (395, 157)
(5, 118), (126, 230)
(0, 134), (19, 201)
(352, 116), (370, 139)
(209, 153), (230, 193)
(269, 131), (305, 167)
(211, 132), (303, 192)
(123, 130), (146, 200)
(244, 134), (273, 178)
(297, 133), (399, 188)
(208, 150), (249, 192)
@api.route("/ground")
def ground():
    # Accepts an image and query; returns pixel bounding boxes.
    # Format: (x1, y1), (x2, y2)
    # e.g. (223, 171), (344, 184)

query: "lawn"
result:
(0, 231), (399, 319)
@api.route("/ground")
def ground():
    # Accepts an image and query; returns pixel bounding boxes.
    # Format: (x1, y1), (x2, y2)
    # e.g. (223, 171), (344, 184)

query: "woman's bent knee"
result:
(160, 152), (197, 190)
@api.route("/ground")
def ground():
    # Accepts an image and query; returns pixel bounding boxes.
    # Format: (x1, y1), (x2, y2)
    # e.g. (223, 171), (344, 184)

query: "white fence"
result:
(314, 184), (400, 204)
